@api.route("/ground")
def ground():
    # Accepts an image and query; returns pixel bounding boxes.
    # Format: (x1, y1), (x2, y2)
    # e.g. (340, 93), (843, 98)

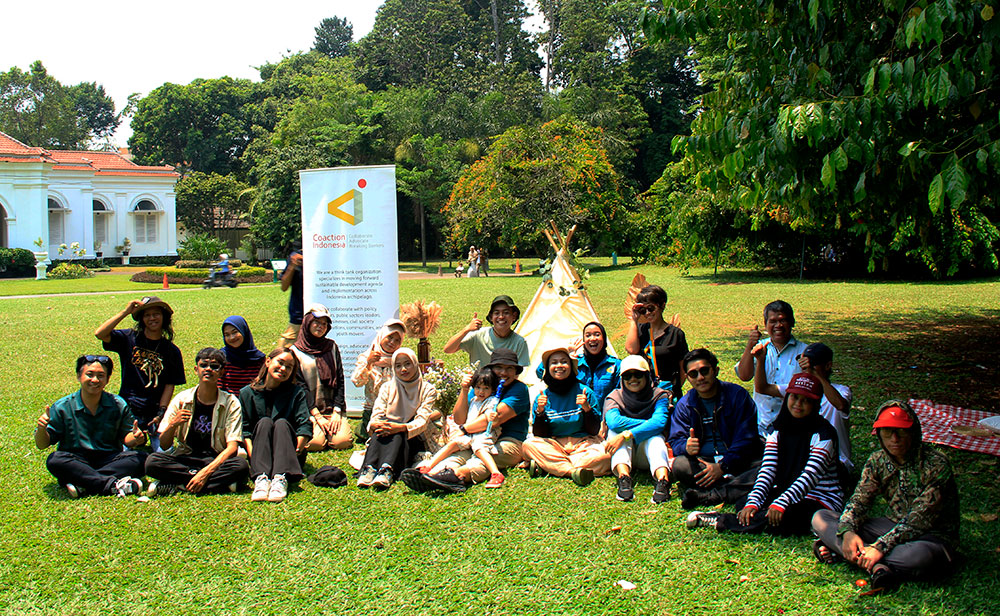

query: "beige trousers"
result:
(434, 437), (523, 484)
(277, 323), (300, 349)
(521, 435), (611, 477)
(306, 413), (353, 451)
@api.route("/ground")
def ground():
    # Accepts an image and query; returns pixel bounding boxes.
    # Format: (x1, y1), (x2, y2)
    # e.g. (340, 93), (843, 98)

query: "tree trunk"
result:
(490, 0), (502, 65)
(714, 239), (720, 277)
(420, 202), (427, 267)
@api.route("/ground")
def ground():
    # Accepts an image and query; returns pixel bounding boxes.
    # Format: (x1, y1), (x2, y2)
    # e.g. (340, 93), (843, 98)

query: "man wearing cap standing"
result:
(95, 297), (186, 450)
(669, 348), (763, 509)
(812, 400), (960, 593)
(402, 348), (531, 493)
(442, 295), (530, 369)
(754, 341), (853, 472)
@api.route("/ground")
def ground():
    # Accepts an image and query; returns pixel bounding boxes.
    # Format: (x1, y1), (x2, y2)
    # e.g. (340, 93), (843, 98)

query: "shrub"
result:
(130, 266), (271, 284)
(0, 248), (37, 277)
(178, 233), (227, 262)
(175, 259), (243, 269)
(47, 263), (94, 279)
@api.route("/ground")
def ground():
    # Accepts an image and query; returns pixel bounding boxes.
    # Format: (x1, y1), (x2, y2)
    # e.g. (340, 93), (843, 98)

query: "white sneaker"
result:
(251, 474), (270, 502)
(267, 473), (288, 502)
(113, 477), (142, 497)
(65, 483), (82, 499)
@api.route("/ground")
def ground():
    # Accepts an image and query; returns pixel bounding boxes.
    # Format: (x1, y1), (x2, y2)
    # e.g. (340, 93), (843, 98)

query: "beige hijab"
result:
(383, 348), (425, 422)
(370, 319), (405, 369)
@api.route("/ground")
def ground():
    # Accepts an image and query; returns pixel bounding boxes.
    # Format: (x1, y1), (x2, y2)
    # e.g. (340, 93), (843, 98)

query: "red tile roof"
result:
(0, 131), (178, 177)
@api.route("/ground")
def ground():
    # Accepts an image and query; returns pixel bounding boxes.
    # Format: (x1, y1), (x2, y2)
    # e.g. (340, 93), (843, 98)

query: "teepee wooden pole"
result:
(542, 229), (561, 253)
(564, 225), (577, 251)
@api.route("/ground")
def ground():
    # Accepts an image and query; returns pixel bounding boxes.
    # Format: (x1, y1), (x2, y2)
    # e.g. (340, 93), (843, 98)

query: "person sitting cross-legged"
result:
(811, 400), (960, 593)
(669, 348), (763, 509)
(145, 347), (250, 496)
(35, 355), (147, 498)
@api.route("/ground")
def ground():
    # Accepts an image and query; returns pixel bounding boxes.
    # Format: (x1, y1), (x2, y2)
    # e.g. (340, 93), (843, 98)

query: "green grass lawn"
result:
(1, 266), (998, 615)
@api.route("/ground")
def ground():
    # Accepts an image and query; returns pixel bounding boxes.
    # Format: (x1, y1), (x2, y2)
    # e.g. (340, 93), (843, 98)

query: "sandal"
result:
(868, 564), (901, 593)
(812, 539), (842, 565)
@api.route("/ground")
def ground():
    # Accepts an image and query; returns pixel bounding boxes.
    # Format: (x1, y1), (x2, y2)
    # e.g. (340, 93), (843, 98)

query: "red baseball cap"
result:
(873, 405), (914, 430)
(786, 372), (822, 400)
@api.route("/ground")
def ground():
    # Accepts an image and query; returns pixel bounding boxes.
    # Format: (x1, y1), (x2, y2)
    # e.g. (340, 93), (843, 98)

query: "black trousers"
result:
(248, 417), (303, 481)
(717, 499), (823, 536)
(46, 449), (146, 495)
(362, 432), (425, 478)
(145, 451), (249, 492)
(672, 455), (761, 504)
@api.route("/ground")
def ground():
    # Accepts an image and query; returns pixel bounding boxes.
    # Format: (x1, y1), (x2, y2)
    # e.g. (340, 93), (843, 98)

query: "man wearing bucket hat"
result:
(442, 295), (530, 369)
(95, 297), (186, 450)
(403, 348), (531, 494)
(811, 400), (960, 593)
(521, 346), (610, 486)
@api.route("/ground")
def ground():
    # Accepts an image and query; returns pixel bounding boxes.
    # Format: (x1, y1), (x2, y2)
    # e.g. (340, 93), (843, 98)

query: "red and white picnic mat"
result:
(908, 399), (1000, 457)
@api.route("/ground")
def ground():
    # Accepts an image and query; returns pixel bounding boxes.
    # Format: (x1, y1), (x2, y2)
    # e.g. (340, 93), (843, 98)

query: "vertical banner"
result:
(299, 165), (399, 414)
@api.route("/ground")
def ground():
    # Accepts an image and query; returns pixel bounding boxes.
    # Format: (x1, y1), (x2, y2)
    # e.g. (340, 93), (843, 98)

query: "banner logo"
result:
(327, 179), (366, 225)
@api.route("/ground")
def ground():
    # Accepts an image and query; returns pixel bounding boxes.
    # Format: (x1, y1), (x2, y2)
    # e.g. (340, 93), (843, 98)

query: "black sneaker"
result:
(682, 488), (713, 510)
(147, 481), (182, 497)
(615, 474), (634, 501)
(528, 460), (548, 478)
(113, 477), (142, 497)
(686, 510), (721, 529)
(650, 478), (671, 504)
(65, 483), (83, 499)
(400, 467), (467, 494)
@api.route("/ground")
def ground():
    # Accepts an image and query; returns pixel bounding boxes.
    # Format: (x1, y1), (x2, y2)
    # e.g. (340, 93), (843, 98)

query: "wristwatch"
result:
(460, 425), (469, 435)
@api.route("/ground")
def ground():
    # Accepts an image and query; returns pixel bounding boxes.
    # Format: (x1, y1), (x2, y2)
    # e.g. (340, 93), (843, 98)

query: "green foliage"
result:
(133, 266), (267, 284)
(0, 247), (36, 271)
(312, 16), (354, 59)
(446, 115), (628, 255)
(644, 0), (1000, 277)
(0, 61), (118, 148)
(128, 77), (256, 175)
(174, 259), (243, 269)
(177, 233), (227, 262)
(46, 263), (93, 279)
(175, 171), (251, 235)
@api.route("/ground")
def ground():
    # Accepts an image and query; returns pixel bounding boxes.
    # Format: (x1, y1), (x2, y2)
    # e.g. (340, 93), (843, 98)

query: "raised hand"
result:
(747, 324), (761, 347)
(575, 393), (591, 412)
(536, 394), (548, 413)
(685, 428), (700, 456)
(467, 312), (483, 332)
(37, 406), (51, 430)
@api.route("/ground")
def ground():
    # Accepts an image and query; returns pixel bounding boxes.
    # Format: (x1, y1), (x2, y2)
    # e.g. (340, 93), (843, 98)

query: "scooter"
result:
(203, 266), (238, 288)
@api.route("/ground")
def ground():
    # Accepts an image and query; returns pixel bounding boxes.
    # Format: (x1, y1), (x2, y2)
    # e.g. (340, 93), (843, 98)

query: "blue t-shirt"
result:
(469, 379), (530, 442)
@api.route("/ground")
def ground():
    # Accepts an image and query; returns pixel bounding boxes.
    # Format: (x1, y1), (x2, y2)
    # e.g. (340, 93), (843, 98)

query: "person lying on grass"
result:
(603, 355), (671, 504)
(357, 348), (439, 490)
(415, 368), (505, 488)
(240, 348), (312, 504)
(403, 348), (531, 494)
(144, 347), (249, 497)
(811, 400), (960, 594)
(35, 355), (147, 498)
(521, 347), (610, 487)
(686, 373), (844, 535)
(753, 341), (854, 473)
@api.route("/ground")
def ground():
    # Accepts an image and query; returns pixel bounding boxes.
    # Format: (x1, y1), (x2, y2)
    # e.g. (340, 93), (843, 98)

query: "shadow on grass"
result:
(682, 268), (1000, 287)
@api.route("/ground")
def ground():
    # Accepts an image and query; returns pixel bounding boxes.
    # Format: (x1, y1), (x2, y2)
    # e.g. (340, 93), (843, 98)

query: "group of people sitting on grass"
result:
(34, 288), (959, 594)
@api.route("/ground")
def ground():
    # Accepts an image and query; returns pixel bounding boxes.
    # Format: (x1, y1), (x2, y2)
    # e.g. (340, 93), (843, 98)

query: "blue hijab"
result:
(222, 316), (266, 367)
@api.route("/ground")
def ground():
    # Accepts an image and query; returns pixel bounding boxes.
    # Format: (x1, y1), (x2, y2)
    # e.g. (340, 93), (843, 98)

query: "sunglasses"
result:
(686, 366), (713, 379)
(197, 362), (223, 371)
(622, 371), (646, 381)
(877, 427), (910, 439)
(83, 354), (112, 367)
(633, 304), (659, 316)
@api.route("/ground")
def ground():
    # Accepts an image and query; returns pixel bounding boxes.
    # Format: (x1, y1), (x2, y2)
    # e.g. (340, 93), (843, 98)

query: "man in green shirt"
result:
(35, 355), (147, 498)
(443, 295), (530, 369)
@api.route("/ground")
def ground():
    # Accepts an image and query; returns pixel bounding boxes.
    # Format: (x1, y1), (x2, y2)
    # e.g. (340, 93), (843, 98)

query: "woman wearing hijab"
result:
(357, 348), (439, 489)
(218, 316), (266, 395)
(351, 319), (406, 440)
(533, 322), (621, 414)
(239, 348), (312, 503)
(521, 347), (610, 486)
(687, 373), (843, 535)
(603, 355), (672, 503)
(291, 304), (350, 452)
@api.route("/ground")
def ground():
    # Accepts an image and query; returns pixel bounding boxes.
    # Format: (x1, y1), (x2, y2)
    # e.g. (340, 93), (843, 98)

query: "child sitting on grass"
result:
(417, 368), (505, 487)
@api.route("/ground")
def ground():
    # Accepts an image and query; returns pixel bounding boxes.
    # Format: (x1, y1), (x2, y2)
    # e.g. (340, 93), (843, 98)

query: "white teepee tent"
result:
(514, 222), (615, 385)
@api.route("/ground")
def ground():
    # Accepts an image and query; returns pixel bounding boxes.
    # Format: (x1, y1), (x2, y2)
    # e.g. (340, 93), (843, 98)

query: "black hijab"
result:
(771, 393), (839, 495)
(605, 370), (668, 420)
(542, 351), (577, 395)
(581, 321), (609, 369)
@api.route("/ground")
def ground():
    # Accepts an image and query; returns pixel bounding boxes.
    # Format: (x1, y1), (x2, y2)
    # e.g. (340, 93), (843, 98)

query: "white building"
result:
(0, 131), (179, 258)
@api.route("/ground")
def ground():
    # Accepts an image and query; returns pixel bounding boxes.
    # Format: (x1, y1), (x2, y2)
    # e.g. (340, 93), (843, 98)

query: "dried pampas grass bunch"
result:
(400, 300), (443, 339)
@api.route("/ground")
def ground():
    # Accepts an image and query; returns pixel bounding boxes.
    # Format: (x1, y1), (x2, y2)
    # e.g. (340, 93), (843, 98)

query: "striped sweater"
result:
(218, 361), (263, 395)
(745, 432), (843, 513)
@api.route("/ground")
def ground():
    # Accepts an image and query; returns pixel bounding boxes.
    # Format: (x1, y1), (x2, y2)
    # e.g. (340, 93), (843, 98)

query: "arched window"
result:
(0, 203), (7, 249)
(93, 199), (110, 247)
(48, 198), (65, 245)
(133, 199), (158, 243)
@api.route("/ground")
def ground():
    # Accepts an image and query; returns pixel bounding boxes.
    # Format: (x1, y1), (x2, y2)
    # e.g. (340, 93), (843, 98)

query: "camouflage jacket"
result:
(838, 444), (959, 554)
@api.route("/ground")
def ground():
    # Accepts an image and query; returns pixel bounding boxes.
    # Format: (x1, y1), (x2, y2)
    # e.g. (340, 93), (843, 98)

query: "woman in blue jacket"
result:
(521, 347), (611, 486)
(604, 355), (671, 504)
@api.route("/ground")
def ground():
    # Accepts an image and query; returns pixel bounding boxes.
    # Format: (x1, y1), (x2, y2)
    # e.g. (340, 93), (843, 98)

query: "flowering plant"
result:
(423, 361), (478, 415)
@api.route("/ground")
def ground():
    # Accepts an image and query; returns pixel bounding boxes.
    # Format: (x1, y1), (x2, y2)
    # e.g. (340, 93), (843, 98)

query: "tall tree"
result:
(129, 77), (255, 175)
(645, 0), (1000, 276)
(175, 172), (251, 236)
(0, 61), (118, 149)
(313, 16), (354, 59)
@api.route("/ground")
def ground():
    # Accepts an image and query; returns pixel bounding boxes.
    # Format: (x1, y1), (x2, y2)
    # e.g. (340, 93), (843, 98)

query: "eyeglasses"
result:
(83, 355), (112, 367)
(686, 366), (713, 379)
(197, 362), (223, 371)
